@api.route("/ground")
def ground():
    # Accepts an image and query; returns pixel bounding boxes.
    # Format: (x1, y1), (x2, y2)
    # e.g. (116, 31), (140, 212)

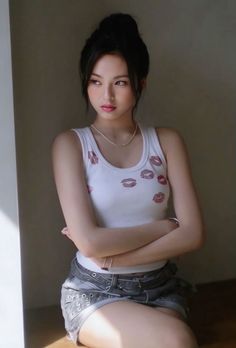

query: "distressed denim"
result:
(61, 257), (193, 345)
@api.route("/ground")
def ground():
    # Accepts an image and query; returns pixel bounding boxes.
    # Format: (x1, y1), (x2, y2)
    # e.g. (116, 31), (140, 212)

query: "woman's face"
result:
(87, 54), (136, 121)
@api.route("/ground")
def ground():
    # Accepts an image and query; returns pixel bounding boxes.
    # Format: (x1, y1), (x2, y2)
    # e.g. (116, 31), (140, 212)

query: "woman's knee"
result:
(164, 324), (198, 348)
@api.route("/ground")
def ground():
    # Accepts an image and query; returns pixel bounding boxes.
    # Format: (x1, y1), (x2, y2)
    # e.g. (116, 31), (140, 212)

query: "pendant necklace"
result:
(90, 123), (138, 147)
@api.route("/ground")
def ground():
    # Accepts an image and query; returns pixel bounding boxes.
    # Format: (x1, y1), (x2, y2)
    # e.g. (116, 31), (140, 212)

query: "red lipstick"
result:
(101, 104), (116, 112)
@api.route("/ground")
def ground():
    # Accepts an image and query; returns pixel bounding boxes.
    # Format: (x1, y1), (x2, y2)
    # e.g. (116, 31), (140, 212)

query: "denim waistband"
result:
(69, 258), (177, 295)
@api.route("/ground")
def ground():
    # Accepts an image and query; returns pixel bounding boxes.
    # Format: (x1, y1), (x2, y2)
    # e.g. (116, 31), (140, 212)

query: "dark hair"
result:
(80, 13), (149, 108)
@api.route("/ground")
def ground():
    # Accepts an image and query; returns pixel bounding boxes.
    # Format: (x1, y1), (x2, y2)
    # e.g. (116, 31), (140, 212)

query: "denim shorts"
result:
(61, 257), (194, 345)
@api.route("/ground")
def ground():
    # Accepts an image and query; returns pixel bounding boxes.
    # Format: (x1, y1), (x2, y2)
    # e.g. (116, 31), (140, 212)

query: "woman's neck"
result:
(91, 116), (138, 146)
(92, 116), (136, 134)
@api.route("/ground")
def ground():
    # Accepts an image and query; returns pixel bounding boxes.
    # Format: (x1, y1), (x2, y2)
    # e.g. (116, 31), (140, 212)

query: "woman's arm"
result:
(52, 130), (176, 258)
(93, 128), (205, 268)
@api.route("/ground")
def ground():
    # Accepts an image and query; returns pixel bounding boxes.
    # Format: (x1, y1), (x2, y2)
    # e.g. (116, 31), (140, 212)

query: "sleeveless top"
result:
(71, 123), (170, 274)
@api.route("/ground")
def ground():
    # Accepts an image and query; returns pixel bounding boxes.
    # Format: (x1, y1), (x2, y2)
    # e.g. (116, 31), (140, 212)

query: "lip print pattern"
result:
(87, 185), (93, 193)
(157, 175), (167, 185)
(153, 192), (165, 203)
(140, 169), (154, 179)
(121, 178), (137, 188)
(149, 155), (162, 166)
(88, 151), (98, 164)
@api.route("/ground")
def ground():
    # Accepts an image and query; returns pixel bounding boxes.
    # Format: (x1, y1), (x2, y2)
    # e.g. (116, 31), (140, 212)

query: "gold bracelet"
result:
(168, 217), (179, 226)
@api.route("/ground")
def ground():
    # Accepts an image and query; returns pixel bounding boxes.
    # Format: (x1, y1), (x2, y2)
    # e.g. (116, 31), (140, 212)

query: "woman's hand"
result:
(61, 226), (106, 268)
(61, 219), (178, 270)
(60, 227), (109, 268)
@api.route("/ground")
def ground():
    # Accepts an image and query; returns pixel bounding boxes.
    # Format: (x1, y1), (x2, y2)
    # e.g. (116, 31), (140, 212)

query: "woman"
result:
(52, 13), (204, 348)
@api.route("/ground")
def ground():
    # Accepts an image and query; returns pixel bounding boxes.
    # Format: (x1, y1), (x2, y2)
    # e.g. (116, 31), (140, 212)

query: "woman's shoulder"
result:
(155, 127), (185, 144)
(52, 125), (90, 146)
(51, 129), (84, 160)
(154, 127), (186, 156)
(155, 126), (182, 139)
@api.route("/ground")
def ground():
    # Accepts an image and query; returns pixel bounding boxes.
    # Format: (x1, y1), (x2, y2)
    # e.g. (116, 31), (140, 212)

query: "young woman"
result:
(52, 13), (204, 348)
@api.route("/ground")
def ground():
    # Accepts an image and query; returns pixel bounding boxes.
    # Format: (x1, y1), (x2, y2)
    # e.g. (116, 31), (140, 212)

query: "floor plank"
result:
(24, 279), (236, 347)
(189, 279), (236, 348)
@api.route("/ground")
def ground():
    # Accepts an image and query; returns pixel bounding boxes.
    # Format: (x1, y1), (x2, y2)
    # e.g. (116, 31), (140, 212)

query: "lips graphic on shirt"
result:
(87, 185), (93, 193)
(157, 175), (167, 185)
(88, 151), (98, 164)
(153, 192), (165, 203)
(121, 178), (137, 188)
(149, 156), (162, 166)
(140, 169), (154, 179)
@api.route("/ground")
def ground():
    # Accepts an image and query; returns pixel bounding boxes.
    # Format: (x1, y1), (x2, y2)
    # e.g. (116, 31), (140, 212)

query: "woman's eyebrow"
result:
(113, 75), (129, 79)
(90, 73), (129, 79)
(90, 73), (102, 78)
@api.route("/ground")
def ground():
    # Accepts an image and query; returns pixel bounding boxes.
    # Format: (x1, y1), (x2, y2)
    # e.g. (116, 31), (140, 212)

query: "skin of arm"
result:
(92, 128), (205, 268)
(52, 130), (177, 258)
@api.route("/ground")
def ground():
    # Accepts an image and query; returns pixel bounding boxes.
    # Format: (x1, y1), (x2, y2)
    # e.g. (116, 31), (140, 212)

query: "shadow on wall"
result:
(121, 0), (236, 283)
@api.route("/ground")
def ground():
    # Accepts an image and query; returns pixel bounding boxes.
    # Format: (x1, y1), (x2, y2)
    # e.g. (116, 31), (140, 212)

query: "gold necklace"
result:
(90, 123), (138, 147)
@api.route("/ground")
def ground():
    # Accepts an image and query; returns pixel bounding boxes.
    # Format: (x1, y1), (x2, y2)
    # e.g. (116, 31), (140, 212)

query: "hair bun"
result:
(99, 13), (139, 37)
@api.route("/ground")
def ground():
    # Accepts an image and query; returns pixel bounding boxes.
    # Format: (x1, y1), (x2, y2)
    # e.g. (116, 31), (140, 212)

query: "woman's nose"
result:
(103, 85), (114, 102)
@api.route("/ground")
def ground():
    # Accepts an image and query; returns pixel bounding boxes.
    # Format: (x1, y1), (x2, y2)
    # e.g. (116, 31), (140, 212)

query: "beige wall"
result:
(10, 0), (236, 308)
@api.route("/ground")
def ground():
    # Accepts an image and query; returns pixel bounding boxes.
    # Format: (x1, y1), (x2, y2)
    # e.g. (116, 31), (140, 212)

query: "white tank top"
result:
(72, 123), (170, 273)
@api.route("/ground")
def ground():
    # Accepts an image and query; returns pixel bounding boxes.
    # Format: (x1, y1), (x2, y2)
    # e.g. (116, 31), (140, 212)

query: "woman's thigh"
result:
(79, 301), (198, 348)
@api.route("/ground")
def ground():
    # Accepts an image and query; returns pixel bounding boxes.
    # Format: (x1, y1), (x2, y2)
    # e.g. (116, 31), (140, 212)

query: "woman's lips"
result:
(101, 105), (116, 112)
(121, 178), (137, 188)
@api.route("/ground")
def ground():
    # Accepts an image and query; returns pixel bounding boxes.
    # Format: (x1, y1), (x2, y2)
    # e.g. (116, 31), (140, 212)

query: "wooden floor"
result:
(24, 279), (236, 348)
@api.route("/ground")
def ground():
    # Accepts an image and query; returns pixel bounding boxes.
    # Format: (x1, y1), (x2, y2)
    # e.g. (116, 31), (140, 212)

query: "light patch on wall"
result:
(0, 0), (24, 346)
(0, 210), (24, 348)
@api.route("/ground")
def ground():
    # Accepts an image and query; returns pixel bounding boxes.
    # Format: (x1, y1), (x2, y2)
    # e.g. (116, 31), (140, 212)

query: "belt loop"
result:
(105, 274), (116, 292)
(145, 290), (149, 303)
(111, 274), (118, 288)
(138, 279), (142, 288)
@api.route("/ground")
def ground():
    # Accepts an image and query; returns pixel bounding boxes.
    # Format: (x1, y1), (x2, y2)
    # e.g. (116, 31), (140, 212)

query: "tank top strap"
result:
(144, 126), (167, 171)
(70, 127), (95, 167)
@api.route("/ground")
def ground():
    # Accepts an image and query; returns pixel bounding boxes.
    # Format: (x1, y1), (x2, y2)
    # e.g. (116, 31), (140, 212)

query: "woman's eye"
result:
(89, 79), (101, 85)
(115, 80), (128, 86)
